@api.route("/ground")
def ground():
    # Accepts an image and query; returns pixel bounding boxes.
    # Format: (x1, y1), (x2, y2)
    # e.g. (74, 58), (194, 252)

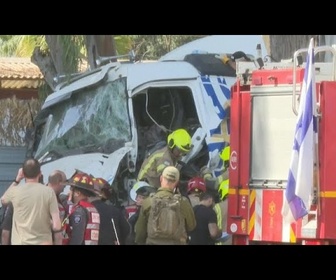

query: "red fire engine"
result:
(227, 44), (336, 245)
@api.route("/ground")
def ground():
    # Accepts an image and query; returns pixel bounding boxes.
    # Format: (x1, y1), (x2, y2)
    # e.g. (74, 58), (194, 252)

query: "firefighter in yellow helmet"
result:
(137, 128), (192, 189)
(213, 145), (232, 245)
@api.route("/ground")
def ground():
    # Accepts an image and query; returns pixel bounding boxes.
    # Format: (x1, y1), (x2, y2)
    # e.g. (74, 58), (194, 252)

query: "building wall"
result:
(0, 146), (27, 199)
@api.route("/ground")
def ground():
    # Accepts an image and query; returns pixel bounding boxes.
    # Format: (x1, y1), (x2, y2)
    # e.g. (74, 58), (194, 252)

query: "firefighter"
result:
(200, 145), (230, 192)
(62, 173), (100, 245)
(217, 146), (230, 185)
(213, 146), (232, 245)
(90, 177), (130, 245)
(137, 128), (192, 189)
(187, 177), (206, 207)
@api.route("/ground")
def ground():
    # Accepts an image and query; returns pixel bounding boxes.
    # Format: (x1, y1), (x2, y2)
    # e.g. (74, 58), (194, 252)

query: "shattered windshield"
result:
(34, 77), (131, 160)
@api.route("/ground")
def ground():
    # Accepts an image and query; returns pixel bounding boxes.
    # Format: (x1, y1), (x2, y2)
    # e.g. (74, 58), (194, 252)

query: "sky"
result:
(159, 35), (268, 61)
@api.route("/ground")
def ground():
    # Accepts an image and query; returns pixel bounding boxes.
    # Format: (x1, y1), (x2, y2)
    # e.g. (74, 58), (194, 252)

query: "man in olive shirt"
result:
(135, 166), (196, 245)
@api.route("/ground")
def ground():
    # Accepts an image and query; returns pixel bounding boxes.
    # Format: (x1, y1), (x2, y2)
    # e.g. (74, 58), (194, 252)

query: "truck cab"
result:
(27, 35), (266, 207)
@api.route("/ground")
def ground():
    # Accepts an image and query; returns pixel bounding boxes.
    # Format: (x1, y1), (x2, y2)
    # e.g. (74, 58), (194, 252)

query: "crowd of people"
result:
(0, 126), (232, 245)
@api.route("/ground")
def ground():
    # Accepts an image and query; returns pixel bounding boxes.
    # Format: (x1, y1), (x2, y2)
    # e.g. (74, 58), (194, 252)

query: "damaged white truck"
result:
(26, 35), (267, 207)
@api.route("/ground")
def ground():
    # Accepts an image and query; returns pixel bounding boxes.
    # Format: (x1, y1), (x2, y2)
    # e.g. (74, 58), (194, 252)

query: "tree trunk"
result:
(94, 35), (117, 56)
(31, 47), (57, 91)
(269, 35), (319, 62)
(85, 35), (117, 70)
(31, 35), (70, 91)
(45, 35), (66, 75)
(85, 35), (99, 70)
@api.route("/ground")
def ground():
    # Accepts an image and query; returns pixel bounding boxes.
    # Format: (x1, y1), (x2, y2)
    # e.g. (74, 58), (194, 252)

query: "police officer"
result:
(137, 128), (192, 189)
(62, 173), (100, 245)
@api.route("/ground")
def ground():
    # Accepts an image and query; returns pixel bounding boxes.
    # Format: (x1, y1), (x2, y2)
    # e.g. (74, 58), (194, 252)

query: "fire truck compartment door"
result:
(251, 94), (297, 181)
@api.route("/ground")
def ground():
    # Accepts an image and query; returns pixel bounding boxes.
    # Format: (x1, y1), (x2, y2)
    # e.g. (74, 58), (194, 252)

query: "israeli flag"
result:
(282, 38), (317, 222)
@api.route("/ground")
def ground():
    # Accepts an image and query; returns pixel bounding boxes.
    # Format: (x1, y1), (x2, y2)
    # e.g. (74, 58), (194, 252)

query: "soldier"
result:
(135, 166), (196, 245)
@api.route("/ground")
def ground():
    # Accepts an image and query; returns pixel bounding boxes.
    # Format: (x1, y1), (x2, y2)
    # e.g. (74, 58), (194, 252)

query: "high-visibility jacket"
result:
(62, 200), (100, 245)
(213, 199), (231, 245)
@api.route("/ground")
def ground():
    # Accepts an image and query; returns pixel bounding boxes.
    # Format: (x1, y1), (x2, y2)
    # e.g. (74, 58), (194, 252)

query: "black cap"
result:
(136, 186), (156, 197)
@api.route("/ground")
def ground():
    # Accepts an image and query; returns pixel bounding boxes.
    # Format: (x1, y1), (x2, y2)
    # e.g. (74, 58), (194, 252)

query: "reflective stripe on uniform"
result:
(213, 203), (224, 245)
(86, 223), (100, 229)
(157, 163), (169, 174)
(137, 151), (165, 180)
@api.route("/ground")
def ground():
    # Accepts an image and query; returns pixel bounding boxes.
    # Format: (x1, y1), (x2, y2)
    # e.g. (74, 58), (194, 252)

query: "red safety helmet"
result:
(187, 177), (206, 194)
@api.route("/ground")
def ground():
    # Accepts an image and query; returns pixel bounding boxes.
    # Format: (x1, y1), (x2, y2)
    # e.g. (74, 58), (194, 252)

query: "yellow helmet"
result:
(218, 179), (229, 200)
(167, 128), (192, 153)
(220, 145), (230, 162)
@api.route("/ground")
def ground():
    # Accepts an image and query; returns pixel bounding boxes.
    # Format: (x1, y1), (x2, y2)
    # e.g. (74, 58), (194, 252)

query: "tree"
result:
(1, 35), (206, 98)
(0, 35), (47, 57)
(268, 35), (321, 62)
(126, 35), (205, 60)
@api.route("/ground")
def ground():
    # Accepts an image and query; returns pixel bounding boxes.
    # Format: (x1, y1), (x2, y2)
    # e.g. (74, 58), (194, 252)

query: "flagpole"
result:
(315, 116), (321, 216)
(314, 51), (321, 215)
(310, 39), (320, 216)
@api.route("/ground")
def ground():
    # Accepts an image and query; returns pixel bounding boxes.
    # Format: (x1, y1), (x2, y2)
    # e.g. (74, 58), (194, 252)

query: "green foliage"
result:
(0, 35), (46, 57)
(114, 36), (133, 55)
(117, 35), (206, 60)
(0, 34), (205, 62)
(60, 35), (86, 74)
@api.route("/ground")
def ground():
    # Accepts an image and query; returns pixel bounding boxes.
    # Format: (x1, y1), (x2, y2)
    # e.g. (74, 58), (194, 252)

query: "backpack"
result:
(147, 193), (187, 243)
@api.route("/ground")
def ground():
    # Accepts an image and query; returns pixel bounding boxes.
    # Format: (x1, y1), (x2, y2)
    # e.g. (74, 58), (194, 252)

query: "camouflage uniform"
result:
(135, 187), (196, 245)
